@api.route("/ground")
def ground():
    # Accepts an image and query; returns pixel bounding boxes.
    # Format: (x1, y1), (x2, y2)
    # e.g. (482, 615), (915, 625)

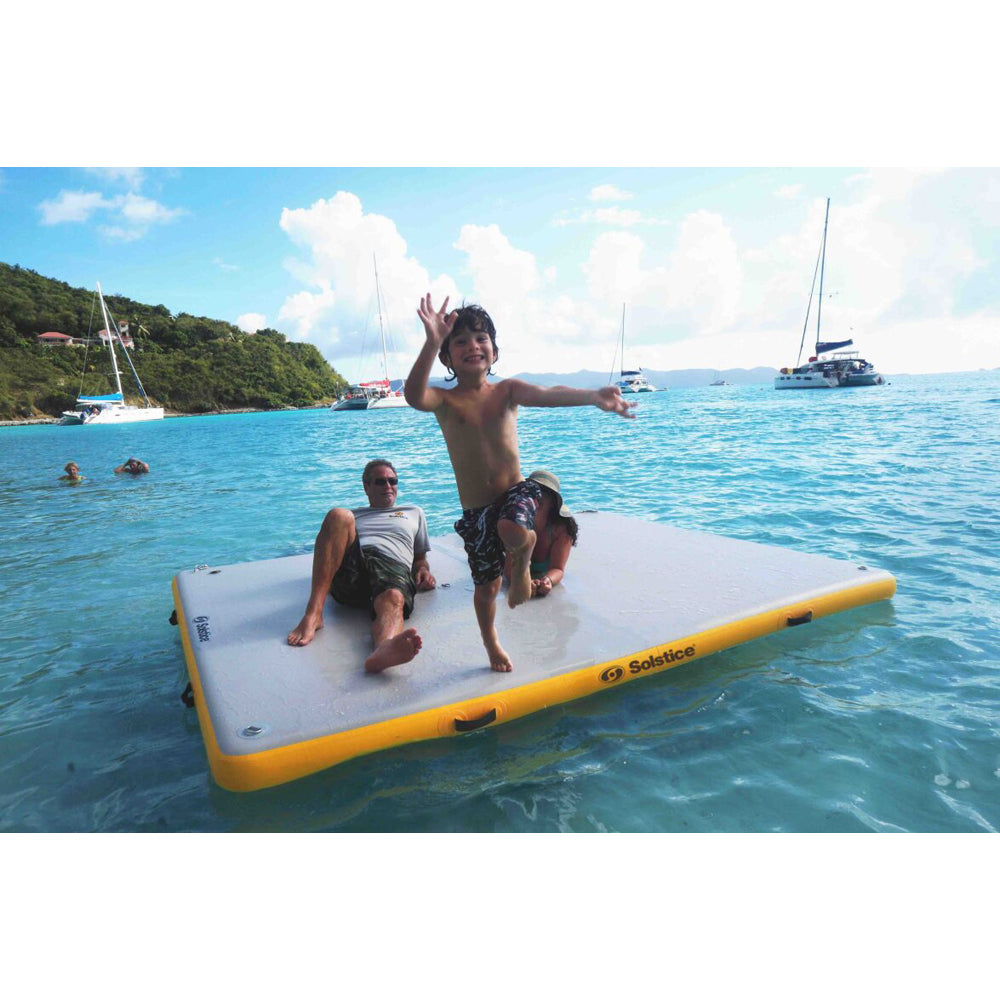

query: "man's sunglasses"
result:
(371, 476), (398, 486)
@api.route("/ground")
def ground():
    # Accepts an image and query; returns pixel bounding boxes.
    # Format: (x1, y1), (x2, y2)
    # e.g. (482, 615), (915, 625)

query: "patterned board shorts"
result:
(453, 479), (543, 586)
(330, 538), (416, 620)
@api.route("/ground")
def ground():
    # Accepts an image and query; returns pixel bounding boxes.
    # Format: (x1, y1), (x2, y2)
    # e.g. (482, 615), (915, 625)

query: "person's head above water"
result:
(438, 303), (499, 379)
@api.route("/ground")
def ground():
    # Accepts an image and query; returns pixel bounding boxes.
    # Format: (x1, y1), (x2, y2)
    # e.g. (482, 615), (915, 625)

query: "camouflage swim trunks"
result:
(453, 479), (543, 586)
(330, 538), (416, 620)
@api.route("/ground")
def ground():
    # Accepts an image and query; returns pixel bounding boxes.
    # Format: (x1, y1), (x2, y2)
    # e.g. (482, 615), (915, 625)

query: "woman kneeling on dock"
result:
(503, 469), (578, 598)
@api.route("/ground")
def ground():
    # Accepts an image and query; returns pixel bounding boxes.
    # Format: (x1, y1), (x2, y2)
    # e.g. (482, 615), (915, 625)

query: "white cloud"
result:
(553, 206), (668, 227)
(277, 286), (337, 340)
(583, 232), (645, 302)
(454, 223), (540, 303)
(277, 191), (458, 368)
(581, 211), (742, 344)
(39, 190), (112, 224)
(275, 172), (1000, 379)
(775, 184), (803, 199)
(593, 207), (643, 226)
(119, 192), (184, 225)
(213, 257), (239, 272)
(86, 167), (145, 190)
(589, 184), (633, 202)
(236, 312), (267, 333)
(38, 187), (184, 239)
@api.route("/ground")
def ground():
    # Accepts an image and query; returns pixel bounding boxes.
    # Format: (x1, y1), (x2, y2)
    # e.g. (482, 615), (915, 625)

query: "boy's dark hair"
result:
(362, 458), (397, 485)
(438, 303), (499, 379)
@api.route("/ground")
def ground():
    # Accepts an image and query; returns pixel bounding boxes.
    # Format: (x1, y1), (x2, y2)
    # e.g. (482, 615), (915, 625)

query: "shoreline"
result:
(0, 404), (333, 428)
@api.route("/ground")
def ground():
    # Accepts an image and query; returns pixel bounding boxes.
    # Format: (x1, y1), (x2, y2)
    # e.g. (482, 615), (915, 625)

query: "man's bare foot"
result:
(484, 635), (514, 672)
(365, 628), (422, 673)
(288, 612), (323, 646)
(507, 529), (536, 609)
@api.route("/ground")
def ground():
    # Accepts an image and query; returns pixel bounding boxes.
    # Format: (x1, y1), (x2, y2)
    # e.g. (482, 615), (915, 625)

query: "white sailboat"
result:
(775, 199), (884, 390)
(60, 283), (164, 424)
(610, 303), (656, 394)
(331, 256), (408, 411)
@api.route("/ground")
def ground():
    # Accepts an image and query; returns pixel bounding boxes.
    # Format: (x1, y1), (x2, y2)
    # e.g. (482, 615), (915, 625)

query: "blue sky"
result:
(3, 166), (997, 378)
(3, 7), (996, 380)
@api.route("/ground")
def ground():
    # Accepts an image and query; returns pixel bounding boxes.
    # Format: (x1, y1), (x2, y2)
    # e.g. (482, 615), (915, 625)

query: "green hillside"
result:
(0, 263), (348, 420)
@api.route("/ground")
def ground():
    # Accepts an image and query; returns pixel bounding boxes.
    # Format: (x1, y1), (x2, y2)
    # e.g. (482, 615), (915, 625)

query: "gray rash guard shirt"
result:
(351, 504), (430, 569)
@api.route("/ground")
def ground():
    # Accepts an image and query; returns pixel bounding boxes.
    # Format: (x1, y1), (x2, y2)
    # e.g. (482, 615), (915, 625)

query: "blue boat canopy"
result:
(816, 339), (853, 354)
(78, 393), (124, 402)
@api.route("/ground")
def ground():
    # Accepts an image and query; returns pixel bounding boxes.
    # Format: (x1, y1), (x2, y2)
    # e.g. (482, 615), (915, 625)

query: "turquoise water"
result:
(1, 372), (998, 832)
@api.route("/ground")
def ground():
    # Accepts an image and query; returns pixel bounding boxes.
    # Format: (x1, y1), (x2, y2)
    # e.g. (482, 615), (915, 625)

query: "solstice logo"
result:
(599, 665), (625, 684)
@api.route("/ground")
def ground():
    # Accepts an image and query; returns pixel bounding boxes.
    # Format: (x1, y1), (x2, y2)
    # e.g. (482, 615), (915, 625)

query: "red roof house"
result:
(37, 331), (80, 346)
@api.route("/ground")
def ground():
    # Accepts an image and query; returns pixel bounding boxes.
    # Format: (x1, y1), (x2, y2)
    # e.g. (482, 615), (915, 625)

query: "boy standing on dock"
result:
(405, 294), (636, 673)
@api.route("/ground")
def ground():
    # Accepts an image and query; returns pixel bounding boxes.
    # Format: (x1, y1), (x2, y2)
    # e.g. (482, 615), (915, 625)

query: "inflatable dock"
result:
(171, 512), (896, 792)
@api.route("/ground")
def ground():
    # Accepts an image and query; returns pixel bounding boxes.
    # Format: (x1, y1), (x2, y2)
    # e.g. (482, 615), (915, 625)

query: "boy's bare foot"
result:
(365, 628), (422, 673)
(484, 635), (513, 672)
(288, 612), (324, 646)
(506, 529), (536, 609)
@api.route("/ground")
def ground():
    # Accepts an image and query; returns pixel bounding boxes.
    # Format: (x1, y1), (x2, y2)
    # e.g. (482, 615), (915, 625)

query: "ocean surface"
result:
(1, 371), (998, 832)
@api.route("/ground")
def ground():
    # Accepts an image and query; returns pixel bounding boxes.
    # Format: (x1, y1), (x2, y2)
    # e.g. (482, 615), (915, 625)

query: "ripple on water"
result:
(2, 376), (1000, 830)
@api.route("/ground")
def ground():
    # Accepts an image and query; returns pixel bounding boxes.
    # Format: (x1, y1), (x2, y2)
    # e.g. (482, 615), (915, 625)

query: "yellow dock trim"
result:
(175, 575), (895, 793)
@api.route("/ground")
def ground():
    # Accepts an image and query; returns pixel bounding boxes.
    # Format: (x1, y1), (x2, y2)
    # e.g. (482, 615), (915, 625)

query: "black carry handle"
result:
(786, 611), (814, 627)
(454, 708), (497, 732)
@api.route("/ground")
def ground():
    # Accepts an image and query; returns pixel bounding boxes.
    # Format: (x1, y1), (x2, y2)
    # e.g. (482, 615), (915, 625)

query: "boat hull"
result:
(775, 371), (885, 389)
(331, 392), (409, 411)
(331, 397), (375, 411)
(844, 372), (885, 387)
(60, 405), (164, 423)
(775, 373), (839, 389)
(368, 394), (409, 408)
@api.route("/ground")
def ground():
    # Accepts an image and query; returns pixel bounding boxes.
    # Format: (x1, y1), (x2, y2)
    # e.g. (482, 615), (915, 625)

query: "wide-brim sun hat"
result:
(527, 469), (571, 518)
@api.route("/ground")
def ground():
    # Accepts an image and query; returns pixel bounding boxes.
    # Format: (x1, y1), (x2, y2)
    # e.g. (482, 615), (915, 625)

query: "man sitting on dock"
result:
(287, 459), (436, 673)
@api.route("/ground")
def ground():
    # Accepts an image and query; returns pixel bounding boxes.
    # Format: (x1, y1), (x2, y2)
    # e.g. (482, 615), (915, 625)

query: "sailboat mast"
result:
(96, 282), (125, 399)
(620, 302), (626, 375)
(374, 253), (388, 382)
(814, 197), (830, 354)
(796, 233), (824, 368)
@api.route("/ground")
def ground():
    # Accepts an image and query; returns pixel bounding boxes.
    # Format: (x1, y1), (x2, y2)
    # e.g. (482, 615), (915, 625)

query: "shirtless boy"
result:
(405, 295), (635, 673)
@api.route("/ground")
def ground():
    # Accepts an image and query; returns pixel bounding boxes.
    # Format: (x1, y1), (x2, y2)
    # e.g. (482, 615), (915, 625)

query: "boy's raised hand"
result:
(416, 293), (456, 346)
(596, 385), (638, 418)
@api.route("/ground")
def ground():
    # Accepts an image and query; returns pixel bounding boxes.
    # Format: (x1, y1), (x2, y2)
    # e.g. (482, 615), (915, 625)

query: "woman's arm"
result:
(531, 528), (573, 597)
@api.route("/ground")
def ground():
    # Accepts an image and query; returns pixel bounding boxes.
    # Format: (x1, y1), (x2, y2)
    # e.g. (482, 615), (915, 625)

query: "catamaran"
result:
(331, 256), (408, 411)
(60, 283), (164, 424)
(610, 303), (656, 394)
(775, 199), (884, 390)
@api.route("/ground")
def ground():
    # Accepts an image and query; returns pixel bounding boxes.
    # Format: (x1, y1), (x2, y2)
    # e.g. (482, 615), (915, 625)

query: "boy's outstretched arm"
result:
(405, 293), (455, 412)
(509, 380), (638, 418)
